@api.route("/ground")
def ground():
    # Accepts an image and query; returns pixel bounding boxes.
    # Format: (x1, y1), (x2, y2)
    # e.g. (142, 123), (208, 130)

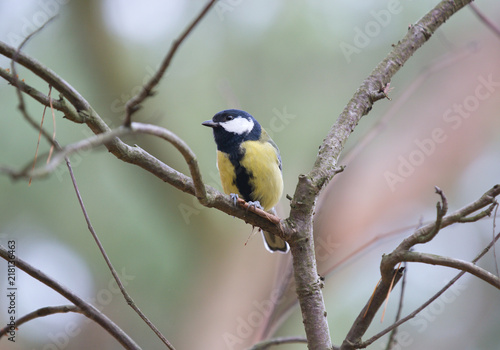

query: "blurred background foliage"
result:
(0, 1), (499, 349)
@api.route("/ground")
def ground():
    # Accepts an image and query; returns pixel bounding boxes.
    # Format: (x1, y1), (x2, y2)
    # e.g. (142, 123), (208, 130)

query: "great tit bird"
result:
(202, 109), (289, 253)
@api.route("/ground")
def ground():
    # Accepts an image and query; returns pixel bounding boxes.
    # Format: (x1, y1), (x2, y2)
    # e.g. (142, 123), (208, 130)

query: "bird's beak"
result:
(202, 120), (218, 128)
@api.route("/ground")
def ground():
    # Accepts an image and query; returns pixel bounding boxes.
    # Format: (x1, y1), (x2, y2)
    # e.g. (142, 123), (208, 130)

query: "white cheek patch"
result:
(220, 117), (254, 135)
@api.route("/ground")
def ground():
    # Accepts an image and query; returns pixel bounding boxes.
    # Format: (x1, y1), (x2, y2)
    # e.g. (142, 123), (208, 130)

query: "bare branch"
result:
(341, 185), (500, 349)
(0, 67), (80, 122)
(64, 156), (176, 350)
(340, 269), (405, 350)
(4, 122), (208, 206)
(395, 185), (500, 253)
(0, 42), (91, 113)
(492, 204), (499, 276)
(340, 45), (476, 166)
(403, 251), (500, 289)
(123, 0), (218, 126)
(0, 245), (141, 350)
(287, 1), (475, 348)
(308, 1), (475, 191)
(248, 336), (309, 350)
(0, 2), (487, 350)
(469, 3), (500, 39)
(458, 201), (497, 222)
(360, 229), (500, 348)
(0, 305), (79, 338)
(385, 262), (407, 350)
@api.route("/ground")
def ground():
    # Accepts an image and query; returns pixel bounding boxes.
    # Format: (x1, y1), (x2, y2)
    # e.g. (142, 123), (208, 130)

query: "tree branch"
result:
(308, 0), (474, 191)
(359, 228), (500, 348)
(340, 269), (404, 350)
(469, 3), (500, 39)
(123, 0), (218, 126)
(385, 262), (407, 350)
(340, 185), (500, 349)
(0, 67), (80, 121)
(389, 185), (500, 255)
(248, 336), (309, 350)
(0, 245), (141, 350)
(402, 251), (500, 289)
(0, 43), (91, 113)
(285, 1), (474, 348)
(0, 305), (80, 338)
(3, 121), (206, 203)
(64, 156), (175, 349)
(0, 1), (484, 349)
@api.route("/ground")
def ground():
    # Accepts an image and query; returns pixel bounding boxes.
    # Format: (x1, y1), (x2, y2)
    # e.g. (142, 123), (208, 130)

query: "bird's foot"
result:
(230, 193), (239, 207)
(246, 201), (263, 212)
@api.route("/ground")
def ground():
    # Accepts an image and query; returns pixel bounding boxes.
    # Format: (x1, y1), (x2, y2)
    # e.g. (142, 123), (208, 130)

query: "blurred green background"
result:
(1, 1), (499, 349)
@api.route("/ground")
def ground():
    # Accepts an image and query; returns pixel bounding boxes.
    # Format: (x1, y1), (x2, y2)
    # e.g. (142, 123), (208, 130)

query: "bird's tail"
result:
(262, 208), (289, 253)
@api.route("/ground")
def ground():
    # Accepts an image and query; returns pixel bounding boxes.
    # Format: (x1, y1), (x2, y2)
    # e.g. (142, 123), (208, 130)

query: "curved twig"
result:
(394, 186), (500, 253)
(128, 123), (207, 203)
(402, 251), (500, 289)
(341, 185), (500, 350)
(469, 3), (500, 39)
(0, 245), (141, 350)
(0, 42), (91, 113)
(248, 336), (310, 350)
(0, 305), (80, 338)
(123, 0), (218, 126)
(0, 67), (79, 121)
(0, 1), (487, 350)
(359, 229), (500, 348)
(340, 269), (405, 350)
(65, 156), (176, 350)
(3, 122), (207, 203)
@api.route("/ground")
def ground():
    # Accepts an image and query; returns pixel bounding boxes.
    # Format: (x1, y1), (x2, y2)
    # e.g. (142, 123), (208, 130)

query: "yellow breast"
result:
(216, 140), (283, 211)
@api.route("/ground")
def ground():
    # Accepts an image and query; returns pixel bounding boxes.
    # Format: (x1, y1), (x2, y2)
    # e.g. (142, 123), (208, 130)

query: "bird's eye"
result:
(226, 115), (234, 121)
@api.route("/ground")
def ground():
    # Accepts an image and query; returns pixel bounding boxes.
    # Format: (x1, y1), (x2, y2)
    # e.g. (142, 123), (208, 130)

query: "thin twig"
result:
(247, 336), (309, 350)
(339, 45), (475, 167)
(6, 122), (208, 206)
(492, 203), (499, 276)
(123, 0), (218, 126)
(9, 18), (60, 149)
(6, 29), (142, 348)
(64, 157), (176, 350)
(381, 262), (402, 322)
(0, 305), (80, 338)
(0, 67), (78, 120)
(417, 187), (448, 244)
(385, 262), (407, 350)
(1, 43), (91, 112)
(360, 229), (500, 348)
(343, 185), (500, 350)
(29, 89), (50, 185)
(469, 3), (500, 39)
(340, 268), (404, 350)
(403, 251), (500, 289)
(47, 86), (57, 162)
(0, 245), (141, 350)
(396, 185), (500, 252)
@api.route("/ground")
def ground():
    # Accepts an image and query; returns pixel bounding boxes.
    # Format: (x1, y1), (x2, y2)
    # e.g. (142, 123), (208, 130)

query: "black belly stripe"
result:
(229, 149), (254, 202)
(233, 162), (254, 202)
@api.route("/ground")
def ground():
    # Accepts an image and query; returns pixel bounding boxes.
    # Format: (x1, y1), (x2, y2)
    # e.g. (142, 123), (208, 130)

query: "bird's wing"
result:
(260, 129), (282, 172)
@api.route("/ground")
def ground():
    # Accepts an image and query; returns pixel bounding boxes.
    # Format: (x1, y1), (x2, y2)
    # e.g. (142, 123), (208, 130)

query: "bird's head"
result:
(202, 109), (261, 152)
